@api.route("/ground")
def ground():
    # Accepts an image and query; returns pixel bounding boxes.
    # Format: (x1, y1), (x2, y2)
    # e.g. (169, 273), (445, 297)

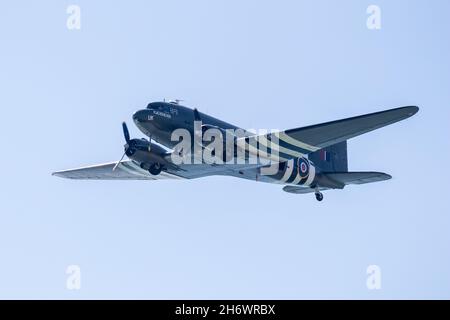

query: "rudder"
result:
(309, 141), (348, 172)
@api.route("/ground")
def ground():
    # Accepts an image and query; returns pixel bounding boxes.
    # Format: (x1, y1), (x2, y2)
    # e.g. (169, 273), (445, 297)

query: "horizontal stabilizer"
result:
(324, 171), (391, 185)
(282, 171), (391, 195)
(283, 185), (328, 194)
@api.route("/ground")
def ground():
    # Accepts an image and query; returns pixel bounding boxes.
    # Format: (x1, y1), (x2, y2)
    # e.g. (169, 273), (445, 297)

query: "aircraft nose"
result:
(133, 109), (150, 123)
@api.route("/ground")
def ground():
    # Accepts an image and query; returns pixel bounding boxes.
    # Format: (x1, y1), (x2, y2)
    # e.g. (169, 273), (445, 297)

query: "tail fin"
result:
(309, 141), (348, 172)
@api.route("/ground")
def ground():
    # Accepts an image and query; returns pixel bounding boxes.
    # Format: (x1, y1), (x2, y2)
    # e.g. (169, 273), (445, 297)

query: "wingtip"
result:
(404, 105), (419, 117)
(52, 171), (66, 178)
(375, 172), (392, 181)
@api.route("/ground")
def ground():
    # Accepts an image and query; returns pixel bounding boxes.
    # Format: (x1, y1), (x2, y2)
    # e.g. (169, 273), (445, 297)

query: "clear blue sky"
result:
(0, 0), (449, 299)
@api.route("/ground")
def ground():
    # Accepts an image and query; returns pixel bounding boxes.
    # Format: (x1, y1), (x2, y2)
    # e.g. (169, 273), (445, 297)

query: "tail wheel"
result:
(315, 192), (324, 202)
(314, 186), (324, 201)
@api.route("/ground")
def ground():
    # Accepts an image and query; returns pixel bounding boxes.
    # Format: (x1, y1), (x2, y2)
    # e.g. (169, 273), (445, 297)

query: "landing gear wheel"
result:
(148, 163), (162, 176)
(315, 191), (324, 202)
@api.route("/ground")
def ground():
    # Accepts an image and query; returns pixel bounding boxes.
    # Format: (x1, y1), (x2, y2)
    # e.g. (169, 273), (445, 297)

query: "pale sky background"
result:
(0, 0), (449, 299)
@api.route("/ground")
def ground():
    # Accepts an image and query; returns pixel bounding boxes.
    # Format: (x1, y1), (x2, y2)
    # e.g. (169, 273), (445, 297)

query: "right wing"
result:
(52, 160), (184, 180)
(238, 106), (419, 161)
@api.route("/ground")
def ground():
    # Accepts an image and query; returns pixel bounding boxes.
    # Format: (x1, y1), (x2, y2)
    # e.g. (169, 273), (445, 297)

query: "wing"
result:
(238, 106), (418, 161)
(52, 160), (184, 180)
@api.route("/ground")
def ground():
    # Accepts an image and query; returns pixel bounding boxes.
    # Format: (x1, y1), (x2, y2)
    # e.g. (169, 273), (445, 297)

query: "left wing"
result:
(52, 160), (183, 180)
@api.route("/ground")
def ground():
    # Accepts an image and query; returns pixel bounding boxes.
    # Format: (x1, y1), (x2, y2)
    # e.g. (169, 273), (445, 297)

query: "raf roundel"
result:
(300, 162), (307, 173)
(297, 158), (310, 178)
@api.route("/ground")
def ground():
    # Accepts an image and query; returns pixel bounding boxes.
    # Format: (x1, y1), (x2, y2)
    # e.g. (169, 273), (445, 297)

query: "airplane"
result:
(52, 101), (419, 201)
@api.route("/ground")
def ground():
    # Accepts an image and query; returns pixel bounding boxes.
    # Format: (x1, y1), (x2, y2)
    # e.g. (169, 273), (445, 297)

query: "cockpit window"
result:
(147, 102), (166, 110)
(147, 102), (164, 110)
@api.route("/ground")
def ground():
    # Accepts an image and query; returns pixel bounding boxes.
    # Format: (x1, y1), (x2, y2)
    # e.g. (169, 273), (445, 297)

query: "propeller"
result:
(113, 122), (153, 171)
(193, 108), (201, 122)
(113, 122), (132, 171)
(122, 121), (130, 143)
(113, 152), (126, 171)
(193, 108), (204, 148)
(192, 108), (235, 160)
(193, 108), (226, 135)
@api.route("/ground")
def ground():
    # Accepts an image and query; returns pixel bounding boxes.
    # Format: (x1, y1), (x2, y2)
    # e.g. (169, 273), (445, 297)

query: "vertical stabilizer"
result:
(309, 141), (348, 172)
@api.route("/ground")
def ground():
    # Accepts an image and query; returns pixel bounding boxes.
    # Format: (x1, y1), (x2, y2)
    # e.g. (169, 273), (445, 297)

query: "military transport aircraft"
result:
(53, 101), (418, 201)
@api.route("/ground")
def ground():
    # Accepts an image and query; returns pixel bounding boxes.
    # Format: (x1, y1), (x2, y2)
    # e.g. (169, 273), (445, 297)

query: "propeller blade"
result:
(122, 122), (130, 143)
(113, 152), (126, 171)
(193, 108), (201, 122)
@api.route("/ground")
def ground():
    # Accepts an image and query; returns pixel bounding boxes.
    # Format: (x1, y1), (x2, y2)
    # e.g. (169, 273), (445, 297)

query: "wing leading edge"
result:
(52, 160), (184, 180)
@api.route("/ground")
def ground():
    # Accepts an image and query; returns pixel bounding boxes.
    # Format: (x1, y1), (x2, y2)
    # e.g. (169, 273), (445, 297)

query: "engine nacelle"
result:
(127, 139), (169, 168)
